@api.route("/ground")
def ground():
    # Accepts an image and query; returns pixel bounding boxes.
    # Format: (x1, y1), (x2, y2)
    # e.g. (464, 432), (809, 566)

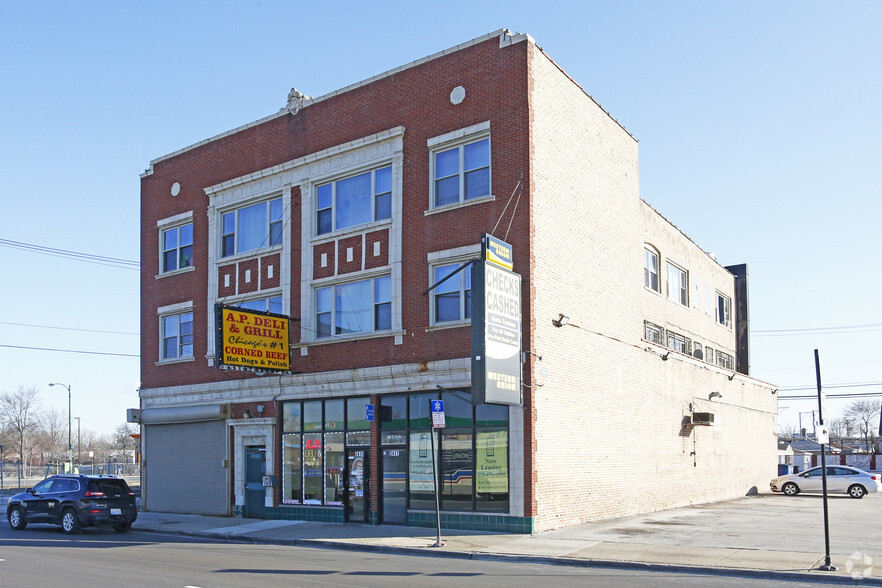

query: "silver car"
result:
(771, 466), (880, 499)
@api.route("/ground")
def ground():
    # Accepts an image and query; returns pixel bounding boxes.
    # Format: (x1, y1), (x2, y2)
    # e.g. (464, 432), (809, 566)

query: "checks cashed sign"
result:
(471, 234), (522, 405)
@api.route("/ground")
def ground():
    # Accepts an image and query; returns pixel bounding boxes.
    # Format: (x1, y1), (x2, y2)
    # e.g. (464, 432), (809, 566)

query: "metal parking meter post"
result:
(814, 349), (836, 572)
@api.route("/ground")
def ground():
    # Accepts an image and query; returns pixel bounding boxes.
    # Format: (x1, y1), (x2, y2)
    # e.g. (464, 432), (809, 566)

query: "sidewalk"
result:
(133, 493), (882, 585)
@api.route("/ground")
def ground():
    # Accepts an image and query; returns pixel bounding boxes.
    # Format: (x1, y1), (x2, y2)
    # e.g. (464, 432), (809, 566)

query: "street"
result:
(0, 525), (811, 588)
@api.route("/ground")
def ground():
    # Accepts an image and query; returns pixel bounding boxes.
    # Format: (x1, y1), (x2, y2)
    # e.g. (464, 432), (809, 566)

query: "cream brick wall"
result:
(527, 44), (776, 532)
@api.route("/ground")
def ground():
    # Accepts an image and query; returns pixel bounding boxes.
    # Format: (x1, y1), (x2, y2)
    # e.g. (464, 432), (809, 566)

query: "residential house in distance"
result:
(137, 30), (777, 533)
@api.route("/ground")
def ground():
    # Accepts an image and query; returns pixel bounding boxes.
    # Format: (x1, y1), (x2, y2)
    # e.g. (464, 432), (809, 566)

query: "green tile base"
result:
(263, 506), (532, 534)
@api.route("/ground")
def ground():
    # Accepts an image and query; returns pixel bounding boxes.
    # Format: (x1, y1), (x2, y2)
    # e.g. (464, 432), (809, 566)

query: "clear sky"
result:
(1, 1), (880, 436)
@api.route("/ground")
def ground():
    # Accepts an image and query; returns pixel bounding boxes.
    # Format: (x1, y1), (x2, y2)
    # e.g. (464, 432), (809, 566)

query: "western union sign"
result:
(482, 233), (514, 271)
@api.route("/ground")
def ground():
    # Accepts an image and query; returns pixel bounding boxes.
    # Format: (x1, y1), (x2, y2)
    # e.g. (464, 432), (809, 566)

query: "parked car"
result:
(770, 466), (880, 499)
(6, 474), (137, 534)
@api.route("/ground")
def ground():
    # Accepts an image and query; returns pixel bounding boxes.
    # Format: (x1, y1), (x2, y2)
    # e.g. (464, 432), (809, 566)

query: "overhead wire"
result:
(0, 238), (139, 270)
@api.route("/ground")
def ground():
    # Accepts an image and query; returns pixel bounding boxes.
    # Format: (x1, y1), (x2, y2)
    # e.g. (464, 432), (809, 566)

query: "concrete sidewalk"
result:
(132, 493), (882, 585)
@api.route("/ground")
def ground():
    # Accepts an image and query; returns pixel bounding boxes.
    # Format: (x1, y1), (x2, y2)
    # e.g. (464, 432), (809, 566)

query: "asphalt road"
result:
(0, 526), (810, 588)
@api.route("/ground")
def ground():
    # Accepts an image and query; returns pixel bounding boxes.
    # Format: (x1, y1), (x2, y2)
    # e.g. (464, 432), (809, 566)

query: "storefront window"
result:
(408, 393), (434, 429)
(441, 430), (473, 510)
(324, 432), (344, 505)
(303, 433), (323, 504)
(281, 434), (302, 504)
(442, 391), (473, 427)
(380, 395), (407, 429)
(346, 397), (370, 430)
(408, 431), (437, 510)
(325, 399), (344, 431)
(303, 401), (323, 432)
(475, 429), (508, 512)
(283, 403), (301, 432)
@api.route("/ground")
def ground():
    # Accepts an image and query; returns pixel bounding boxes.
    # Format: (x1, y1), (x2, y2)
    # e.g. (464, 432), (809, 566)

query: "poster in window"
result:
(476, 430), (508, 493)
(408, 432), (436, 492)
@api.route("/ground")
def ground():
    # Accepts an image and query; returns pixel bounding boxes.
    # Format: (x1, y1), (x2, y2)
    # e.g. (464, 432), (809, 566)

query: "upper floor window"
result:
(432, 137), (490, 208)
(716, 292), (732, 328)
(317, 166), (391, 235)
(644, 247), (660, 292)
(666, 329), (691, 355)
(161, 311), (193, 361)
(316, 275), (391, 338)
(222, 197), (282, 257)
(161, 223), (193, 273)
(716, 350), (734, 370)
(233, 295), (283, 315)
(432, 262), (473, 324)
(666, 262), (688, 306)
(644, 321), (663, 345)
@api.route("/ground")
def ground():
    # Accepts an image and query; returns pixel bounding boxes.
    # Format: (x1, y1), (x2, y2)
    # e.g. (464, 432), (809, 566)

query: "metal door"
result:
(344, 448), (368, 523)
(381, 447), (407, 525)
(244, 446), (266, 518)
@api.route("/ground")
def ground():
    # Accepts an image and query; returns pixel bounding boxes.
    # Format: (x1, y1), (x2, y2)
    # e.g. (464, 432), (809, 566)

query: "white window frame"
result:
(427, 122), (492, 211)
(314, 274), (392, 340)
(644, 321), (663, 345)
(315, 165), (393, 236)
(666, 262), (689, 306)
(644, 246), (660, 293)
(156, 211), (195, 278)
(716, 291), (732, 328)
(220, 196), (283, 259)
(427, 245), (480, 329)
(157, 301), (194, 364)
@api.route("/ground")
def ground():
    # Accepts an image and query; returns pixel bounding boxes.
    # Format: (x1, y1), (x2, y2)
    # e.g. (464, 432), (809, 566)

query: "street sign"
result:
(365, 404), (375, 422)
(431, 400), (445, 429)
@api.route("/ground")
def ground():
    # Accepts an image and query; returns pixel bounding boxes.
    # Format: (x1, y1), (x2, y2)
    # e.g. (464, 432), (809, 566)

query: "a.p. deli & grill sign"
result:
(216, 304), (291, 373)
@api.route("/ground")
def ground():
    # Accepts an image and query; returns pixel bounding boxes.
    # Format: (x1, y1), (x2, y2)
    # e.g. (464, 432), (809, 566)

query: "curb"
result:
(135, 524), (882, 586)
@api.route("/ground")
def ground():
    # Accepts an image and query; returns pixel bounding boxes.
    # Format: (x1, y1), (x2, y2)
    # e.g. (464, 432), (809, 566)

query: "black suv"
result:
(7, 474), (137, 534)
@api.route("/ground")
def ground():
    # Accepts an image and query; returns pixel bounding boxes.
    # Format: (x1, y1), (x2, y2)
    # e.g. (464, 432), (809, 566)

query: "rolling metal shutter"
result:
(143, 419), (229, 515)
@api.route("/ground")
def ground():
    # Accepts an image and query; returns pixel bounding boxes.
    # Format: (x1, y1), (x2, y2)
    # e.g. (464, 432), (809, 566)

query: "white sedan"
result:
(771, 466), (880, 499)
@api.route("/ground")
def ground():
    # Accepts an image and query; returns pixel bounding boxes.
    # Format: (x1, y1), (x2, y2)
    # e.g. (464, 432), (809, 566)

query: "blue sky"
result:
(1, 1), (880, 435)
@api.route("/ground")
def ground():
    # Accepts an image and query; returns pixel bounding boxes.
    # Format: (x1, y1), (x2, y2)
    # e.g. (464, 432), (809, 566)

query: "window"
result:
(161, 312), (193, 360)
(705, 346), (715, 363)
(221, 198), (282, 257)
(316, 166), (391, 235)
(666, 329), (691, 355)
(281, 397), (370, 505)
(233, 295), (283, 315)
(666, 262), (688, 306)
(432, 262), (472, 324)
(644, 247), (660, 292)
(716, 350), (734, 370)
(716, 292), (732, 328)
(432, 137), (490, 207)
(644, 321), (663, 345)
(162, 223), (193, 273)
(316, 276), (391, 338)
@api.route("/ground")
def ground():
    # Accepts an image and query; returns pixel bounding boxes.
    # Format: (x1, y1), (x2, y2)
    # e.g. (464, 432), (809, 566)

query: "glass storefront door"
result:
(344, 448), (368, 523)
(381, 447), (407, 525)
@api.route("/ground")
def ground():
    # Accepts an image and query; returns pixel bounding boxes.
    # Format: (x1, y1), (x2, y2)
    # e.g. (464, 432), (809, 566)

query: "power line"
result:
(0, 321), (139, 336)
(778, 381), (882, 392)
(0, 344), (138, 358)
(752, 322), (882, 337)
(0, 238), (139, 270)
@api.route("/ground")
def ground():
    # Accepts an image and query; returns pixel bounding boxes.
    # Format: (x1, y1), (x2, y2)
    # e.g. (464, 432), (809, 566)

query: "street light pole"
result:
(49, 383), (72, 473)
(74, 416), (81, 468)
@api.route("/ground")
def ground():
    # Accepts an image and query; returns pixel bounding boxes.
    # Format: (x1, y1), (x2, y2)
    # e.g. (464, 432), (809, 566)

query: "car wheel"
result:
(782, 482), (799, 496)
(8, 506), (27, 530)
(60, 508), (82, 534)
(848, 485), (866, 499)
(113, 522), (132, 533)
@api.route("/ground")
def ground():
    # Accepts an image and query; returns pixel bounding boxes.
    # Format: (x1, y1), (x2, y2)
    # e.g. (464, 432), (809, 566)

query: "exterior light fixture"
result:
(709, 391), (722, 400)
(552, 314), (569, 328)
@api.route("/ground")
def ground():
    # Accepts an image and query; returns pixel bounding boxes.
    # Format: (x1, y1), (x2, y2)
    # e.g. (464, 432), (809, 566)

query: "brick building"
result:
(137, 30), (777, 533)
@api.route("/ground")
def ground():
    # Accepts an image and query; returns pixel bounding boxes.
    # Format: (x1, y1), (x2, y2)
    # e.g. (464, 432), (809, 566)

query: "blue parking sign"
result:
(431, 400), (444, 413)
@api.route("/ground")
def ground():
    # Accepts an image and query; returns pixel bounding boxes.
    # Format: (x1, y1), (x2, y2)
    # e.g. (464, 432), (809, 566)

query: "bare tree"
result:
(34, 406), (68, 463)
(844, 400), (880, 454)
(112, 423), (139, 460)
(827, 417), (852, 446)
(778, 422), (801, 443)
(0, 386), (42, 479)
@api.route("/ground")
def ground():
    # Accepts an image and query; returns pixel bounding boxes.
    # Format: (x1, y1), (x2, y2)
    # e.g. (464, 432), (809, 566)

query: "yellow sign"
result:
(476, 430), (508, 492)
(219, 306), (290, 371)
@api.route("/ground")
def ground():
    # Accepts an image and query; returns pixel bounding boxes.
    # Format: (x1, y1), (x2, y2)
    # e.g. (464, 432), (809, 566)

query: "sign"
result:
(365, 404), (375, 422)
(482, 233), (513, 271)
(431, 399), (446, 429)
(216, 304), (291, 373)
(817, 424), (830, 445)
(471, 252), (522, 405)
